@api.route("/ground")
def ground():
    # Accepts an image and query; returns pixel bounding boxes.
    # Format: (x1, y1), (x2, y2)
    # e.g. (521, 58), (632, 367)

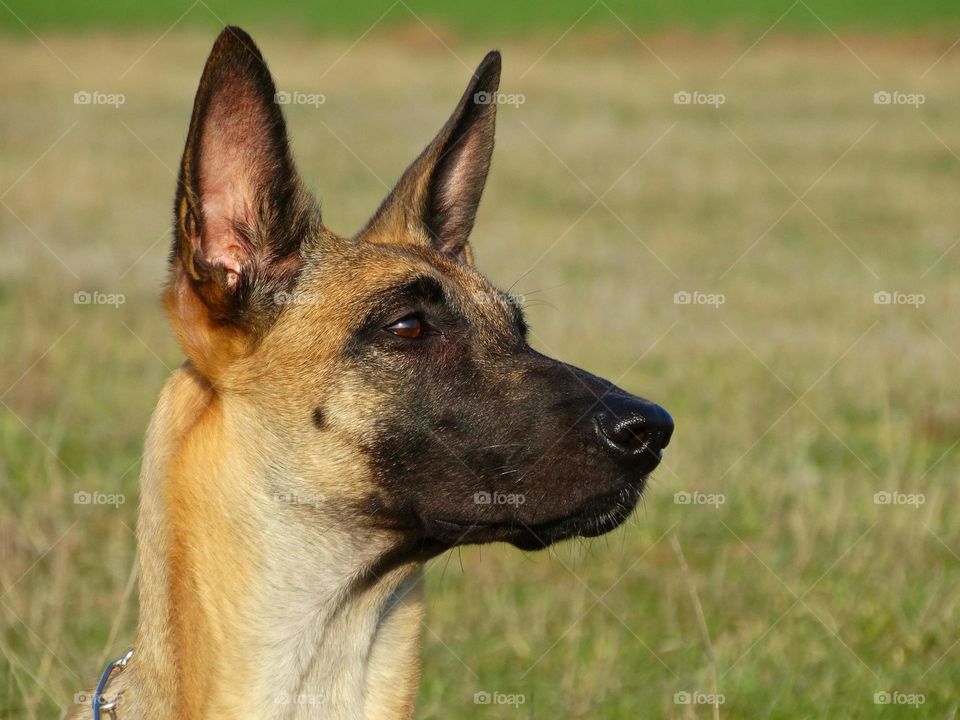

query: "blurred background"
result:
(1, 1), (959, 718)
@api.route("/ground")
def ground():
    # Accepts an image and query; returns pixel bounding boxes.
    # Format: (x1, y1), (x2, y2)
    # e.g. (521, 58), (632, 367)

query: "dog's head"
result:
(166, 28), (673, 553)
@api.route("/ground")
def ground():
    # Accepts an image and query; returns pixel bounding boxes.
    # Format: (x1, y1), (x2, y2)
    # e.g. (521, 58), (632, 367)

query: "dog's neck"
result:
(112, 366), (424, 720)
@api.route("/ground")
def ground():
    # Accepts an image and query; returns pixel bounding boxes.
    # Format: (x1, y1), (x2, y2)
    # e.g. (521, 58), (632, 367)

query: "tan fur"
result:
(163, 273), (250, 381)
(70, 350), (427, 719)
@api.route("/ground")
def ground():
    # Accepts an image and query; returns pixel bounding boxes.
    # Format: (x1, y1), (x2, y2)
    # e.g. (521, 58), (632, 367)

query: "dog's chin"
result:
(507, 483), (643, 551)
(422, 481), (645, 551)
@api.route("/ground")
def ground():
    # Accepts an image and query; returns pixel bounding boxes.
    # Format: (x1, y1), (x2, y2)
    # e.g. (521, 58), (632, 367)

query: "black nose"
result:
(594, 395), (674, 465)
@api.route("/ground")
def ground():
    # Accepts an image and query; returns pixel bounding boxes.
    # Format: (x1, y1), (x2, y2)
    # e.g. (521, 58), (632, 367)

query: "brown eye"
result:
(386, 315), (427, 339)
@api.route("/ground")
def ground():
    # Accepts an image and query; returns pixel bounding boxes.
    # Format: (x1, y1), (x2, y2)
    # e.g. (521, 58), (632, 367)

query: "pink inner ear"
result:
(196, 97), (261, 288)
(430, 128), (486, 250)
(201, 186), (250, 289)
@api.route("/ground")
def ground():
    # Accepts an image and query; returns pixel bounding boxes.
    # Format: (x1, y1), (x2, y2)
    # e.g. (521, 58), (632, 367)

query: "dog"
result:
(70, 26), (673, 719)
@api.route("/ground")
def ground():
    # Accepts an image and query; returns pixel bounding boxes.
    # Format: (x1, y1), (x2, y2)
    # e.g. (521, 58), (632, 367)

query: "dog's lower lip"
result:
(424, 479), (645, 547)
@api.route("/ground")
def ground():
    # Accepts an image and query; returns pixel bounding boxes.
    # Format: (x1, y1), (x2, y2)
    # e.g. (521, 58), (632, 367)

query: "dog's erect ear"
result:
(359, 51), (501, 265)
(167, 27), (318, 377)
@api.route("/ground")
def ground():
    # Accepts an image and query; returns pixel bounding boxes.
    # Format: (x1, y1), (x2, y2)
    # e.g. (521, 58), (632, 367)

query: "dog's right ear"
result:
(357, 51), (501, 265)
(167, 27), (318, 380)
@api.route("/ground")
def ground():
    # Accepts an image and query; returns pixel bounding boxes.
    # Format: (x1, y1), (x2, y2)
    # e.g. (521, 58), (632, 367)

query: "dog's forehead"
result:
(299, 237), (505, 313)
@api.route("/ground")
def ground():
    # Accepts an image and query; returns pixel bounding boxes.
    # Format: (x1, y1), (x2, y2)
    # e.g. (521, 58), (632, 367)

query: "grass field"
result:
(1, 21), (959, 720)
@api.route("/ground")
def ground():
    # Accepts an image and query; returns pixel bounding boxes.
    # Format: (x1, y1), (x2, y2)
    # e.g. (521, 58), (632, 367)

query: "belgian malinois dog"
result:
(71, 26), (673, 720)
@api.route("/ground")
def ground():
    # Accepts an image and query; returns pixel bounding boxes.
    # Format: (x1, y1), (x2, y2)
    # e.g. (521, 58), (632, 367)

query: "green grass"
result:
(2, 0), (960, 35)
(1, 28), (960, 720)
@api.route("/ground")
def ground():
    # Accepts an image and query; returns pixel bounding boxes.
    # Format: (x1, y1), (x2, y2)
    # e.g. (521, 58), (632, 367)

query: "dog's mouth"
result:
(421, 480), (645, 551)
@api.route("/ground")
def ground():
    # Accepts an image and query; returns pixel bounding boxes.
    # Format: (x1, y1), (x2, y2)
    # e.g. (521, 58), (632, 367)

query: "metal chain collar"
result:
(92, 648), (133, 719)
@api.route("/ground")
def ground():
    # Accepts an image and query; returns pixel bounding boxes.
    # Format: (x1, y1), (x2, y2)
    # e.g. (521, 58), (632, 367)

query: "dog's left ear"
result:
(359, 51), (501, 265)
(167, 27), (319, 378)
